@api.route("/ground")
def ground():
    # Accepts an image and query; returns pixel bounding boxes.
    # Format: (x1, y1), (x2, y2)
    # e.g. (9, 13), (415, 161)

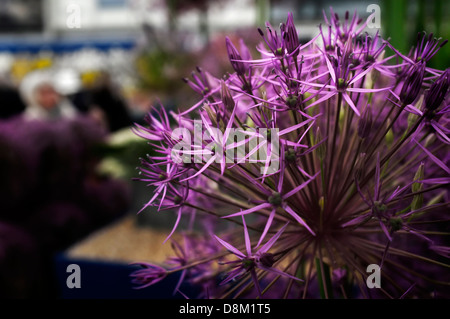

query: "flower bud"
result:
(399, 62), (426, 105)
(285, 148), (297, 163)
(283, 13), (300, 56)
(286, 95), (299, 108)
(242, 258), (256, 270)
(411, 162), (424, 211)
(225, 37), (248, 76)
(412, 162), (425, 192)
(130, 263), (168, 288)
(203, 103), (218, 127)
(268, 192), (282, 207)
(220, 81), (235, 112)
(385, 119), (394, 146)
(424, 69), (449, 112)
(389, 217), (403, 232)
(258, 253), (275, 268)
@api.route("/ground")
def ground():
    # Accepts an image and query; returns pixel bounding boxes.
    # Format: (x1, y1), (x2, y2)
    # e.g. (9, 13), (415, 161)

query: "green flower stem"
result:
(315, 257), (334, 299)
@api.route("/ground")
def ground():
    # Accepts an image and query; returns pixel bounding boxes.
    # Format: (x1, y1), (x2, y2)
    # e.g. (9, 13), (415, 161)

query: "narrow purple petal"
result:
(341, 212), (371, 228)
(324, 54), (336, 84)
(343, 92), (361, 116)
(220, 267), (245, 285)
(256, 209), (277, 248)
(250, 269), (262, 298)
(283, 205), (316, 236)
(163, 207), (183, 244)
(180, 155), (217, 182)
(258, 265), (304, 282)
(259, 222), (289, 253)
(283, 172), (319, 199)
(222, 203), (272, 219)
(415, 141), (450, 174)
(213, 235), (245, 259)
(278, 117), (313, 136)
(379, 220), (392, 241)
(346, 87), (391, 93)
(420, 177), (450, 184)
(431, 121), (450, 144)
(242, 215), (252, 256)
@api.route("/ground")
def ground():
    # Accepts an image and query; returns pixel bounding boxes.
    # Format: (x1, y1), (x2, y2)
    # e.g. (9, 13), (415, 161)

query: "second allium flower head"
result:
(132, 9), (450, 298)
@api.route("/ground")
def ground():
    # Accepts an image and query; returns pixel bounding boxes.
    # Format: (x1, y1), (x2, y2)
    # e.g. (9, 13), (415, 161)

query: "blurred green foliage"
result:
(96, 128), (150, 180)
(135, 48), (191, 93)
(381, 0), (449, 69)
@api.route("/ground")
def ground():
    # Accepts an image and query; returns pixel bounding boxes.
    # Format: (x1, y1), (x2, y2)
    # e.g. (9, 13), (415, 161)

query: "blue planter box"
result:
(54, 253), (193, 299)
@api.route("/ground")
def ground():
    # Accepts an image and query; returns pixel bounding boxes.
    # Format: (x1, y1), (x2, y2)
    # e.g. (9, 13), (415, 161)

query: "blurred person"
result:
(71, 70), (132, 132)
(0, 79), (26, 119)
(19, 70), (79, 121)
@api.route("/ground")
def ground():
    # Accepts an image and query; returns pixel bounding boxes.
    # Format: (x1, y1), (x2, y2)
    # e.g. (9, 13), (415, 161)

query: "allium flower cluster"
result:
(131, 10), (449, 298)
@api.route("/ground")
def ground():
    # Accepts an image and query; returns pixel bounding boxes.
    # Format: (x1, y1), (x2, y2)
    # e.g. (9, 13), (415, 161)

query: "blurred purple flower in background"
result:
(0, 115), (131, 297)
(132, 10), (449, 299)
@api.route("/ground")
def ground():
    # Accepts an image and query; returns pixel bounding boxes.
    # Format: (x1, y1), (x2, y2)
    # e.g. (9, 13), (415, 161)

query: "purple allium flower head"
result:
(132, 10), (450, 299)
(258, 22), (283, 58)
(183, 67), (212, 96)
(214, 218), (301, 298)
(412, 32), (448, 63)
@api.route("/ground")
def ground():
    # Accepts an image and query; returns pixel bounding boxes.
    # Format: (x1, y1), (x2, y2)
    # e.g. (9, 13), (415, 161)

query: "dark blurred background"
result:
(0, 0), (448, 299)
